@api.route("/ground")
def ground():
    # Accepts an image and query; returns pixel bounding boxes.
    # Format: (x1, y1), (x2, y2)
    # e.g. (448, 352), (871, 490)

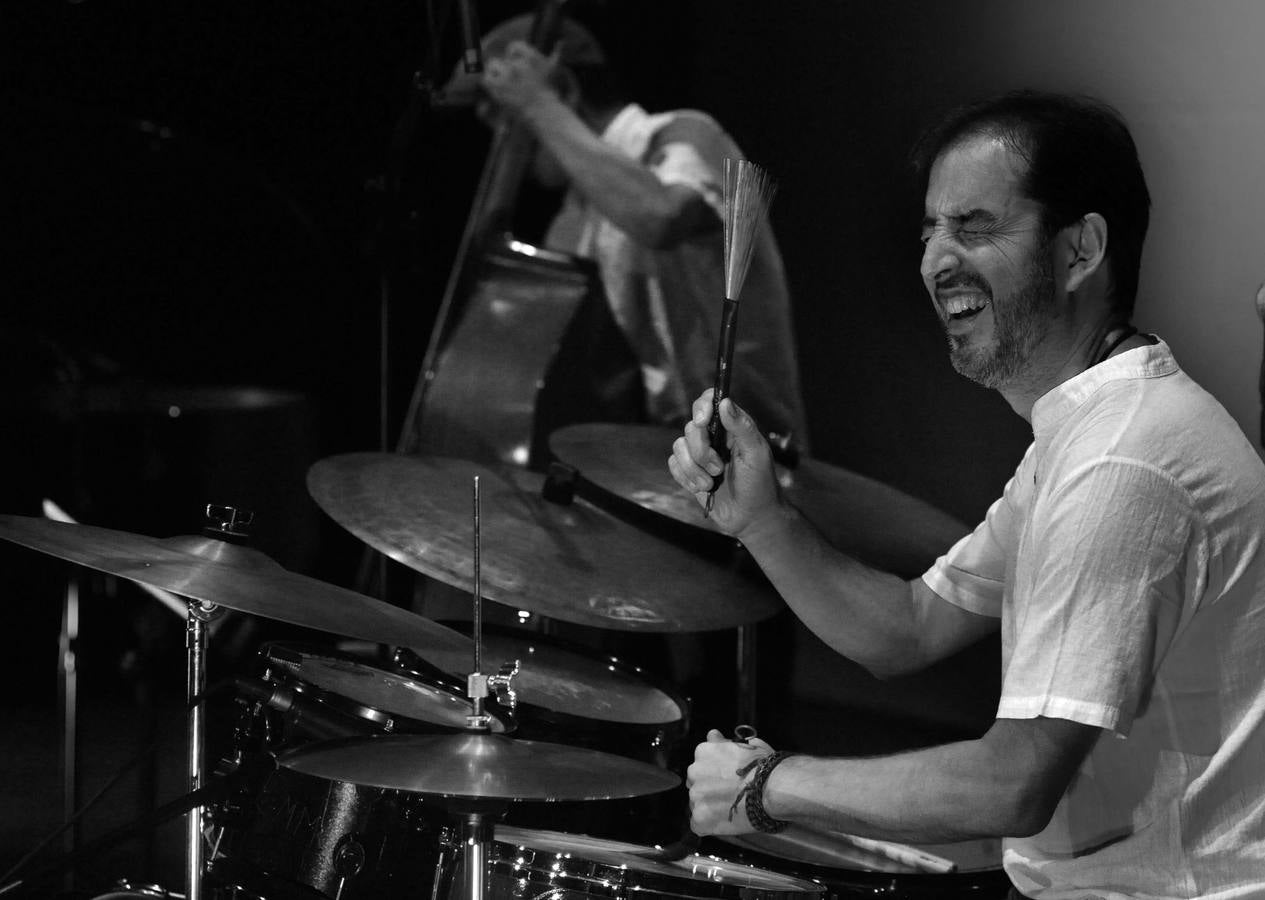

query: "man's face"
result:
(920, 135), (1059, 389)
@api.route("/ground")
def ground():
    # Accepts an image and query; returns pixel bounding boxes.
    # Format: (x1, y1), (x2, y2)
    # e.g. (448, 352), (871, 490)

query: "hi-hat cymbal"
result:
(278, 732), (680, 801)
(307, 453), (781, 632)
(550, 424), (969, 579)
(0, 514), (471, 655)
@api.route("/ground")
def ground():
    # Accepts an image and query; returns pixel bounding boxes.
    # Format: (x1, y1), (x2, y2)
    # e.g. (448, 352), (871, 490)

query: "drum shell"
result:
(211, 766), (448, 900)
(701, 837), (1012, 900)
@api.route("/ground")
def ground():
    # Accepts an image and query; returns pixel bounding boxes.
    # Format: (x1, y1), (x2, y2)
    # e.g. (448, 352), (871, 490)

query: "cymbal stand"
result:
(456, 475), (518, 900)
(184, 597), (224, 900)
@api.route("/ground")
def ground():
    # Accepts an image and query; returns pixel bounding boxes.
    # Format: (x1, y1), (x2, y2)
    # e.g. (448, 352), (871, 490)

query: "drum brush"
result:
(706, 159), (778, 516)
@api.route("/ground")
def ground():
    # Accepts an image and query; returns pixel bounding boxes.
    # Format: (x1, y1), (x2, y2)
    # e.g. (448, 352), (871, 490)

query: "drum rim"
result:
(704, 835), (1010, 884)
(477, 827), (825, 899)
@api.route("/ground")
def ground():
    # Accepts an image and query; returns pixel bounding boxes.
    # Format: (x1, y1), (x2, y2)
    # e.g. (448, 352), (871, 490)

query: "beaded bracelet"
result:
(744, 751), (794, 834)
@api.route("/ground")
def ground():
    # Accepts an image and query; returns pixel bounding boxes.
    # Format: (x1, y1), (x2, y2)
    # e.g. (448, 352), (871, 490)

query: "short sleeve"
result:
(922, 445), (1035, 618)
(998, 457), (1192, 736)
(644, 112), (732, 211)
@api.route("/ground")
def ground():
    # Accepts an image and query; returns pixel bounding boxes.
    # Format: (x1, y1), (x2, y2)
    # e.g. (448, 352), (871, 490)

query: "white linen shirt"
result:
(923, 339), (1265, 899)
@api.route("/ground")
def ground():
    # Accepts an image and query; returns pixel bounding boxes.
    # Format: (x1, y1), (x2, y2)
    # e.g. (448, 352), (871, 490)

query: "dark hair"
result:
(911, 90), (1151, 315)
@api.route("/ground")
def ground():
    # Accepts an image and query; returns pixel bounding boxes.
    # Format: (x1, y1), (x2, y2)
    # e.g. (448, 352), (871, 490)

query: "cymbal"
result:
(550, 424), (970, 579)
(412, 627), (684, 725)
(0, 514), (471, 655)
(278, 732), (681, 801)
(307, 453), (781, 632)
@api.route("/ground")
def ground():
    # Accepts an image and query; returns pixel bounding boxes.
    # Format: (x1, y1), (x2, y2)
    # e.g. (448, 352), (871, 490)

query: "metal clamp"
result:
(487, 660), (520, 710)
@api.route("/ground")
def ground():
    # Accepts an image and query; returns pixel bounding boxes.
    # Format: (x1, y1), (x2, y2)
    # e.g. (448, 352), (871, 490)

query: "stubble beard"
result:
(947, 249), (1058, 390)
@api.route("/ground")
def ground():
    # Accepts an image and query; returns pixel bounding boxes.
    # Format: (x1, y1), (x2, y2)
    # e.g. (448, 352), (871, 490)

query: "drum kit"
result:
(0, 423), (1009, 900)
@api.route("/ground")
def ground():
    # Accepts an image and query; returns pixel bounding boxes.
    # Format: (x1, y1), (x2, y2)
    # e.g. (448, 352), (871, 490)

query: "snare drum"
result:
(436, 826), (824, 900)
(707, 831), (1012, 900)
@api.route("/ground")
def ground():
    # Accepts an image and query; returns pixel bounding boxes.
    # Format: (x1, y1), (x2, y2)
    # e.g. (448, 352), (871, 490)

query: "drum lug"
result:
(332, 833), (368, 879)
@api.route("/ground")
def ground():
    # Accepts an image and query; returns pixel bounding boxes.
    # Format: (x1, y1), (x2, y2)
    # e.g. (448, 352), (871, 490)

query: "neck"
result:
(997, 313), (1135, 422)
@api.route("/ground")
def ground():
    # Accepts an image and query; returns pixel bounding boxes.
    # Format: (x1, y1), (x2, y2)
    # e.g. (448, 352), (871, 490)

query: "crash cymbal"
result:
(307, 453), (780, 632)
(0, 514), (471, 655)
(550, 424), (970, 579)
(278, 731), (680, 801)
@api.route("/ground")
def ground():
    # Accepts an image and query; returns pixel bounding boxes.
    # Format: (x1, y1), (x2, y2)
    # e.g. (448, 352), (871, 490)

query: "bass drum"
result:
(706, 831), (1012, 900)
(436, 826), (825, 900)
(397, 624), (691, 845)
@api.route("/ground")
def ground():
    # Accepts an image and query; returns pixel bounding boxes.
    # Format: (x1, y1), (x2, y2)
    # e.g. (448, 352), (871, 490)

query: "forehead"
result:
(924, 134), (1039, 219)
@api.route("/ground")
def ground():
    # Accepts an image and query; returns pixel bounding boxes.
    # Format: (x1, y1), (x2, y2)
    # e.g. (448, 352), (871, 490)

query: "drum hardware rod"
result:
(464, 476), (521, 725)
(465, 475), (490, 726)
(459, 810), (497, 900)
(184, 597), (225, 900)
(58, 570), (81, 894)
(736, 624), (757, 727)
(473, 475), (482, 686)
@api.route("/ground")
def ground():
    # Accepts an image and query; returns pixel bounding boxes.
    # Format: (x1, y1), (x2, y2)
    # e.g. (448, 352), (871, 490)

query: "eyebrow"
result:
(921, 208), (1000, 230)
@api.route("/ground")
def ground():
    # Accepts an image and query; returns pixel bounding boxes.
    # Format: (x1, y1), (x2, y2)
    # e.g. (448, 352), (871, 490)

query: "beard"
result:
(945, 248), (1058, 389)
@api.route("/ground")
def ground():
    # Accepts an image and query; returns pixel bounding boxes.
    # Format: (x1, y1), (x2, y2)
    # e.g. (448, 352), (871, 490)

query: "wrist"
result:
(760, 753), (798, 821)
(735, 499), (797, 553)
(745, 751), (795, 833)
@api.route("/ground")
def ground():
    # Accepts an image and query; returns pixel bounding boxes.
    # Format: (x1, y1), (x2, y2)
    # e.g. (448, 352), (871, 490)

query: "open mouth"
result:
(941, 295), (989, 323)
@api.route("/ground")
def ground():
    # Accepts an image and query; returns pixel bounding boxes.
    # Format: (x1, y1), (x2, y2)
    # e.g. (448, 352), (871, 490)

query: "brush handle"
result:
(706, 299), (740, 496)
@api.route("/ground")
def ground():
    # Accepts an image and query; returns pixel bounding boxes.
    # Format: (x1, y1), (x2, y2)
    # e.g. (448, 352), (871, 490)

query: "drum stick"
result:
(705, 159), (777, 516)
(779, 824), (957, 874)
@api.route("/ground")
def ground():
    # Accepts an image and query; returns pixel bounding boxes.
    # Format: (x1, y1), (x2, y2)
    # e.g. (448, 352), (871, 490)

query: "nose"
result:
(920, 232), (959, 287)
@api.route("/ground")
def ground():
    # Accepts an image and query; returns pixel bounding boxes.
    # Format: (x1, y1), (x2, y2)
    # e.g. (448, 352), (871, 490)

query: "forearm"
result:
(520, 96), (694, 245)
(763, 730), (1052, 842)
(738, 503), (927, 677)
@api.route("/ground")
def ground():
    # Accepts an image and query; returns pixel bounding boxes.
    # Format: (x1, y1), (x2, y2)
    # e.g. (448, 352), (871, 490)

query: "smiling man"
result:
(669, 91), (1265, 898)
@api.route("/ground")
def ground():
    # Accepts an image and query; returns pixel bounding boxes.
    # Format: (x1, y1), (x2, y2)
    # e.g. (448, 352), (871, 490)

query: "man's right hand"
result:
(668, 390), (782, 538)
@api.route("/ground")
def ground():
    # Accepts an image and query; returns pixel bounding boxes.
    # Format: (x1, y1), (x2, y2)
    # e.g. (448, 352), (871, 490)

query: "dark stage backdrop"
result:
(1, 0), (1038, 888)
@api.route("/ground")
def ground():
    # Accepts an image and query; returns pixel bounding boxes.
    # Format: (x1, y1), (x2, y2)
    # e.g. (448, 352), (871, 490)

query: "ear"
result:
(1062, 212), (1108, 294)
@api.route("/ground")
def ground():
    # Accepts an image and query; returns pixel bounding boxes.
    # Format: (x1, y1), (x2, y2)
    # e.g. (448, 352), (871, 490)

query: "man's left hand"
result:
(686, 729), (778, 835)
(482, 40), (558, 116)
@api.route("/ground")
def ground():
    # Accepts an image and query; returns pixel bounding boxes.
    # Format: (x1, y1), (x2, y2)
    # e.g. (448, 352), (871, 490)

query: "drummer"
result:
(668, 90), (1265, 896)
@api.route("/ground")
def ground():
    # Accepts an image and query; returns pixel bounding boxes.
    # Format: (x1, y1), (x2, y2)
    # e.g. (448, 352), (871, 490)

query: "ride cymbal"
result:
(550, 423), (969, 579)
(307, 453), (780, 632)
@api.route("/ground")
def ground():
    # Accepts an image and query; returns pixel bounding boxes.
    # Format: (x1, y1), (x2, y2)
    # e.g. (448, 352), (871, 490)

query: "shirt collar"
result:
(1031, 337), (1178, 437)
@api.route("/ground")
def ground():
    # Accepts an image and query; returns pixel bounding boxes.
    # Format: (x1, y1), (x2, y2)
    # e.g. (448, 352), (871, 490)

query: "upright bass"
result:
(397, 0), (641, 469)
